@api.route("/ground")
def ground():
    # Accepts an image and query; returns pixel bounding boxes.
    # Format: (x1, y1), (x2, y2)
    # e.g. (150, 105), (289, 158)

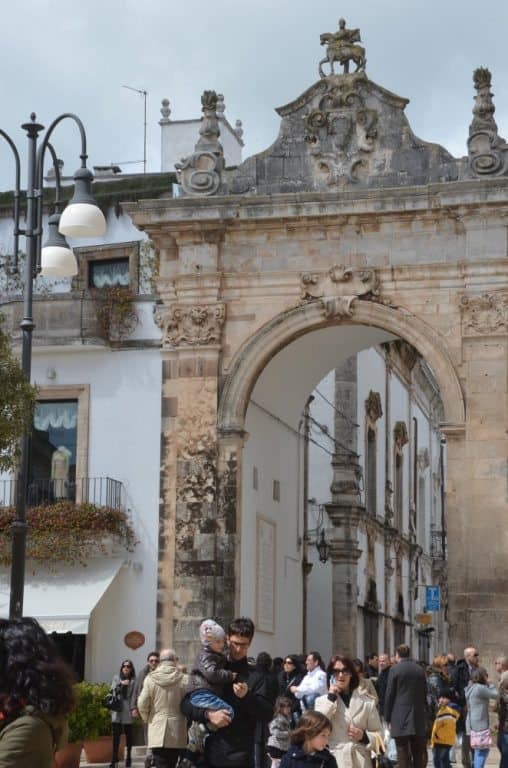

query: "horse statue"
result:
(319, 18), (366, 78)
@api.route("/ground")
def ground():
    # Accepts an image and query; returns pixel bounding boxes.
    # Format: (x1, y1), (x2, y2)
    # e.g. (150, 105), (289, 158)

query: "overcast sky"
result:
(0, 0), (507, 191)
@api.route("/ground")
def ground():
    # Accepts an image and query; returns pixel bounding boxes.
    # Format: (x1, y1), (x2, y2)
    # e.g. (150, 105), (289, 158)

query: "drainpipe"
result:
(302, 395), (314, 651)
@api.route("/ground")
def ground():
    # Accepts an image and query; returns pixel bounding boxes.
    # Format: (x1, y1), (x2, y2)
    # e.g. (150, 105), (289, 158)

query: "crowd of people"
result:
(0, 616), (507, 768)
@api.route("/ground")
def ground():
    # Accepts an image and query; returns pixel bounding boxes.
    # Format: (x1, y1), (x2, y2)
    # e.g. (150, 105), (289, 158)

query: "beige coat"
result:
(316, 689), (383, 768)
(138, 661), (190, 748)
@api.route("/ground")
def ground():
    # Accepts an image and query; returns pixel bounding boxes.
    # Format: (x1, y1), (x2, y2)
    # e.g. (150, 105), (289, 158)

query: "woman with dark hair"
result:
(315, 654), (383, 768)
(0, 617), (75, 768)
(280, 655), (306, 724)
(352, 659), (378, 704)
(109, 659), (137, 768)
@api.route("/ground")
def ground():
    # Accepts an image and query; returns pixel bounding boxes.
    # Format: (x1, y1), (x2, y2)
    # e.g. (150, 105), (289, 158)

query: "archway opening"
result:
(231, 318), (449, 664)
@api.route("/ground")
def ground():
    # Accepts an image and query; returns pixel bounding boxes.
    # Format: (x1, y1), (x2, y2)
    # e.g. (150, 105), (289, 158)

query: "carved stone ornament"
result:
(459, 292), (508, 336)
(318, 18), (366, 77)
(175, 90), (225, 196)
(301, 264), (380, 301)
(393, 421), (409, 454)
(303, 75), (378, 186)
(155, 303), (226, 347)
(365, 390), (383, 429)
(417, 447), (430, 472)
(468, 68), (508, 176)
(384, 480), (394, 525)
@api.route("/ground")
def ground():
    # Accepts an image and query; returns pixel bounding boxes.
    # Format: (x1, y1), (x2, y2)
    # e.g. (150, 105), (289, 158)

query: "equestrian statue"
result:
(319, 18), (366, 78)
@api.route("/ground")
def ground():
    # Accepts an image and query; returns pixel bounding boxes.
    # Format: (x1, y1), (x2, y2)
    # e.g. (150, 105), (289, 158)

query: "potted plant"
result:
(62, 681), (124, 764)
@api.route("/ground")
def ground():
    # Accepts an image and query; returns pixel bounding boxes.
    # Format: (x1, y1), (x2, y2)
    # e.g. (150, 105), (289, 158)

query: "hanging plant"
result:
(93, 285), (139, 342)
(0, 502), (137, 566)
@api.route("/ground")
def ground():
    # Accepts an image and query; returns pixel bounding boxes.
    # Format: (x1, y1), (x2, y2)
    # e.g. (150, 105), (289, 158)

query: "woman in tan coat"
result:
(138, 648), (190, 768)
(315, 655), (383, 768)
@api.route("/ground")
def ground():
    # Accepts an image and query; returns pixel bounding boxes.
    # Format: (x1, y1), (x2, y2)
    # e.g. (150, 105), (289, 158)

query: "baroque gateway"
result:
(126, 20), (508, 662)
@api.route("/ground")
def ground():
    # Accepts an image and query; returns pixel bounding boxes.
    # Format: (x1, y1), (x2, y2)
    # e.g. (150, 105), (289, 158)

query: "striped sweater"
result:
(431, 704), (460, 747)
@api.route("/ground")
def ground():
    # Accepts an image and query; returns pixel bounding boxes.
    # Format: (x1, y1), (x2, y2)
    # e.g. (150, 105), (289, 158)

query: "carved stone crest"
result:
(460, 292), (508, 336)
(155, 303), (226, 347)
(468, 68), (508, 176)
(175, 90), (224, 196)
(417, 447), (430, 472)
(303, 76), (378, 186)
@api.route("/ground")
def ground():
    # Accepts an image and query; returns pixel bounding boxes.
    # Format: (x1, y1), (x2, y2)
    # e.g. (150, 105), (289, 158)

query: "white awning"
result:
(0, 558), (124, 634)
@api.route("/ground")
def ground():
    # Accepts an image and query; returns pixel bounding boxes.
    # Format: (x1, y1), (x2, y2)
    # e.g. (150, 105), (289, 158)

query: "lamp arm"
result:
(34, 141), (62, 273)
(37, 112), (88, 177)
(0, 129), (22, 272)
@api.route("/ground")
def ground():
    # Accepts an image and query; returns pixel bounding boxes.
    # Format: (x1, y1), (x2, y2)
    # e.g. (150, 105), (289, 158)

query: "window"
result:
(366, 427), (377, 516)
(31, 400), (78, 503)
(273, 479), (280, 502)
(88, 257), (129, 288)
(394, 452), (403, 530)
(30, 386), (90, 504)
(253, 466), (259, 491)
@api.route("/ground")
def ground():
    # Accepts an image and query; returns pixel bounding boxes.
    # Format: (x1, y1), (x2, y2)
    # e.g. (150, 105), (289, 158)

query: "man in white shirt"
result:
(290, 652), (327, 711)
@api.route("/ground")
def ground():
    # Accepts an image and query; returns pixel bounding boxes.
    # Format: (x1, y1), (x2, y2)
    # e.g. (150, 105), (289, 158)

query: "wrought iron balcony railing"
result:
(0, 476), (124, 510)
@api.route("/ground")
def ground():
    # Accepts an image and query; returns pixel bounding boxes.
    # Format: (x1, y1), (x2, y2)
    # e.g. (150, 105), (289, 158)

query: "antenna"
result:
(122, 84), (148, 174)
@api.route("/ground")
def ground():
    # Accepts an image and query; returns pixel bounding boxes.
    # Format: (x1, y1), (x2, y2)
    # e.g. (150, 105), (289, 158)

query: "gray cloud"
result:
(0, 0), (507, 188)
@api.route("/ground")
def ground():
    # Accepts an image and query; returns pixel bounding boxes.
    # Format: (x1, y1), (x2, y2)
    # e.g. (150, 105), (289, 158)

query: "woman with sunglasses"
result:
(279, 655), (306, 725)
(315, 654), (383, 768)
(109, 659), (137, 768)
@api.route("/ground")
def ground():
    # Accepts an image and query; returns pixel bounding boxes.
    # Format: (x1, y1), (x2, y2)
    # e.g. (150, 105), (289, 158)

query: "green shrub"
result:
(68, 681), (112, 742)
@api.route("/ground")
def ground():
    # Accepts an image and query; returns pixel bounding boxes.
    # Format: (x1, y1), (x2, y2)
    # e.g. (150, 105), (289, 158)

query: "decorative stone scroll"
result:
(468, 68), (508, 176)
(303, 74), (378, 185)
(175, 90), (225, 196)
(155, 303), (226, 347)
(459, 292), (508, 336)
(301, 264), (379, 300)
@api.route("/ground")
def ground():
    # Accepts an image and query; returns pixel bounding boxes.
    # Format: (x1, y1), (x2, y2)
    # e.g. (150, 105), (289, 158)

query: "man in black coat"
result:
(181, 617), (275, 768)
(384, 644), (428, 768)
(451, 646), (480, 768)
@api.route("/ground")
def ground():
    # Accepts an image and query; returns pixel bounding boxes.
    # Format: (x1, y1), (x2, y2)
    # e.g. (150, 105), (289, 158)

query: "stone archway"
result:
(218, 298), (465, 434)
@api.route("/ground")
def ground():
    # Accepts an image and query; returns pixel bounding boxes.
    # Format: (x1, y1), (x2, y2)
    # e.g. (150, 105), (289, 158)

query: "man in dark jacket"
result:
(181, 616), (276, 768)
(374, 653), (391, 716)
(384, 644), (428, 768)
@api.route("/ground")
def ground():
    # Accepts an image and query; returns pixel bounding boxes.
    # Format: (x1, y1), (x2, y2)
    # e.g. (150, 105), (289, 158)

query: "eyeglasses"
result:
(473, 653), (479, 657)
(229, 639), (250, 648)
(333, 668), (351, 676)
(284, 660), (294, 665)
(122, 663), (132, 668)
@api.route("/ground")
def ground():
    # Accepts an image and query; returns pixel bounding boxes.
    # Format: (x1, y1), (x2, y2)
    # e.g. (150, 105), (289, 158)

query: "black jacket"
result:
(384, 658), (428, 738)
(190, 647), (235, 696)
(181, 655), (275, 768)
(450, 659), (471, 708)
(279, 670), (305, 715)
(374, 668), (391, 712)
(280, 746), (337, 768)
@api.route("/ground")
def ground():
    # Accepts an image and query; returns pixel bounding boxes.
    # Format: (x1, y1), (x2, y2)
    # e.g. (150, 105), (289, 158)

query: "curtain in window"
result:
(91, 260), (129, 288)
(34, 402), (77, 431)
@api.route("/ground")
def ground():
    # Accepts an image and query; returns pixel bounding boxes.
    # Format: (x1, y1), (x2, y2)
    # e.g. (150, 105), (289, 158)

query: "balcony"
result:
(0, 476), (125, 510)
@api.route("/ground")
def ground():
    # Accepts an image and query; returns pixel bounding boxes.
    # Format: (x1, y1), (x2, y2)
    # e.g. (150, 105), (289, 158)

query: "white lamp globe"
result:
(58, 167), (106, 238)
(40, 245), (77, 277)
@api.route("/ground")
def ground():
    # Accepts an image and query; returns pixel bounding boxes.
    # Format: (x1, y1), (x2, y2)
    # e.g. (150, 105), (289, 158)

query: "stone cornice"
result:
(125, 176), (508, 229)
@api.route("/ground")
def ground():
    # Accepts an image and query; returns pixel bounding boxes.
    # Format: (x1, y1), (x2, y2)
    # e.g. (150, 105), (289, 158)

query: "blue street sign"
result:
(425, 585), (440, 611)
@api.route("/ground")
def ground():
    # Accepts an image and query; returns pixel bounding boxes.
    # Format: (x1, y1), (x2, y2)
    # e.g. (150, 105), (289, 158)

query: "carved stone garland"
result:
(459, 292), (508, 336)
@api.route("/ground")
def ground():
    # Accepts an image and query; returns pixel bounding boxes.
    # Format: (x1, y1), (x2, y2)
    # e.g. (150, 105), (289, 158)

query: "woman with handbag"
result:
(465, 667), (497, 768)
(315, 655), (383, 768)
(109, 659), (137, 768)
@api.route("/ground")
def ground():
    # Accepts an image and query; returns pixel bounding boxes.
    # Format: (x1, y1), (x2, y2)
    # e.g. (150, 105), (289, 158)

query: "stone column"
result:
(154, 295), (228, 660)
(325, 357), (364, 655)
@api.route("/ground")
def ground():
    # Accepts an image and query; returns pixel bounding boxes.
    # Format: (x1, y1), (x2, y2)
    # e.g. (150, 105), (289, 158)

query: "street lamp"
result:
(0, 112), (106, 619)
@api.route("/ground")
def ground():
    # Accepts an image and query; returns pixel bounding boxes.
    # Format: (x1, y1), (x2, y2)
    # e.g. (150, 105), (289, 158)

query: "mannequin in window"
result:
(51, 446), (70, 499)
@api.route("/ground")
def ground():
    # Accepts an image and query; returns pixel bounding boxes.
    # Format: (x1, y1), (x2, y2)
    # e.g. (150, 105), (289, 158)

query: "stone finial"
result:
(160, 98), (171, 122)
(319, 17), (366, 77)
(175, 89), (224, 196)
(468, 67), (508, 176)
(216, 93), (226, 115)
(234, 119), (244, 140)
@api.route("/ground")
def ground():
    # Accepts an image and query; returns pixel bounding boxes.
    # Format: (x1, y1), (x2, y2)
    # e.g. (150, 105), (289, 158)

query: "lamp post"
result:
(0, 112), (106, 619)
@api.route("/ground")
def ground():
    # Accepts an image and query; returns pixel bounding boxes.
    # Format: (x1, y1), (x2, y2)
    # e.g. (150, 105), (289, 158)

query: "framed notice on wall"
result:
(256, 517), (276, 634)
